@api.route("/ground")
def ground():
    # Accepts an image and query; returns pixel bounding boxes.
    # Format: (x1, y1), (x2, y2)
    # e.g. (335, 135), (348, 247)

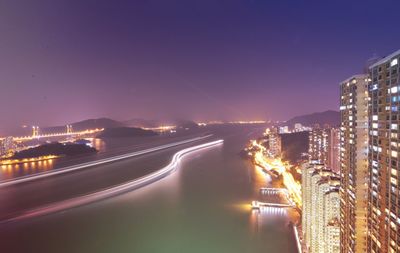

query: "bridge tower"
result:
(32, 126), (39, 138)
(66, 125), (73, 134)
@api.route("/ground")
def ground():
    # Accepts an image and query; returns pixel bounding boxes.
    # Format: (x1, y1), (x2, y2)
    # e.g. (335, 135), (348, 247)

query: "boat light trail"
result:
(3, 140), (223, 223)
(0, 135), (213, 188)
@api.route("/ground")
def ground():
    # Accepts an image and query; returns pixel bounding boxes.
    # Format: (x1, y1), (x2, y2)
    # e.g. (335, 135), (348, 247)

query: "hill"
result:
(285, 110), (340, 127)
(43, 118), (126, 133)
(123, 118), (161, 128)
(11, 142), (97, 159)
(97, 127), (158, 138)
(280, 132), (309, 163)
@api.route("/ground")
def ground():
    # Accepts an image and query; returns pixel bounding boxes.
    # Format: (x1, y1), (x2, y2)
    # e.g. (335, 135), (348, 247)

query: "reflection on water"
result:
(246, 146), (300, 250)
(1, 158), (54, 180)
(0, 126), (299, 253)
(90, 138), (106, 151)
(0, 138), (105, 181)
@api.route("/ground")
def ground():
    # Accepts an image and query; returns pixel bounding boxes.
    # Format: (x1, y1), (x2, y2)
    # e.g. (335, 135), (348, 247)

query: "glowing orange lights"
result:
(0, 155), (59, 166)
(248, 139), (302, 208)
(8, 128), (105, 142)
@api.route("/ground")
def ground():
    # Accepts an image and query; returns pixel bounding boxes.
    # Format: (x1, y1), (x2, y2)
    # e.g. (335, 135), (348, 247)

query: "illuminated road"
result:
(249, 140), (302, 207)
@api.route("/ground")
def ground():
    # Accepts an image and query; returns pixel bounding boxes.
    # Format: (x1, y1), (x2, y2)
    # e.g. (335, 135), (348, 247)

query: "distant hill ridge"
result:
(40, 117), (198, 135)
(43, 118), (125, 133)
(286, 110), (340, 127)
(97, 127), (158, 138)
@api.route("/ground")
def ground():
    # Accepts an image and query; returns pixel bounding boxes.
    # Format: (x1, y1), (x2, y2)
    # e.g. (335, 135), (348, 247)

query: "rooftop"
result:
(340, 74), (368, 85)
(369, 49), (400, 69)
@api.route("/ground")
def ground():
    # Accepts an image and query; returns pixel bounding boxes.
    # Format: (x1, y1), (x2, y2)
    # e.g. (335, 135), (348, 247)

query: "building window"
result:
(390, 58), (398, 67)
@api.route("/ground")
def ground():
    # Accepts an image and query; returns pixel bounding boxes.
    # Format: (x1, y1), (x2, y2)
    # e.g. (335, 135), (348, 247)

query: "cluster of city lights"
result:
(197, 120), (269, 126)
(9, 128), (105, 142)
(248, 139), (302, 207)
(0, 155), (59, 166)
(142, 125), (176, 132)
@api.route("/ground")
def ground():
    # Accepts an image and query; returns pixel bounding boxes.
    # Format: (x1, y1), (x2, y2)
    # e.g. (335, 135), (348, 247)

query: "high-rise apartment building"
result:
(267, 127), (281, 157)
(0, 139), (5, 157)
(309, 127), (340, 173)
(0, 137), (16, 157)
(324, 193), (341, 253)
(339, 74), (369, 253)
(309, 128), (329, 164)
(329, 128), (341, 174)
(279, 125), (290, 134)
(302, 161), (324, 250)
(367, 49), (400, 253)
(302, 161), (340, 253)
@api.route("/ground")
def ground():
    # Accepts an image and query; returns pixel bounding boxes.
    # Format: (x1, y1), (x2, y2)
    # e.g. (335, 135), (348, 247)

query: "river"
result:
(0, 125), (298, 253)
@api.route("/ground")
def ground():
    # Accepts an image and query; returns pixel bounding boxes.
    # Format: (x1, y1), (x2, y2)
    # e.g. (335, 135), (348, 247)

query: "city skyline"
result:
(1, 2), (400, 252)
(1, 1), (400, 132)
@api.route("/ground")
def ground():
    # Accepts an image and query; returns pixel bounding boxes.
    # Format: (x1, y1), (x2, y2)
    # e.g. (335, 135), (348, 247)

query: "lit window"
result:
(391, 58), (398, 67)
(391, 150), (398, 158)
(372, 115), (378, 121)
(391, 86), (398, 94)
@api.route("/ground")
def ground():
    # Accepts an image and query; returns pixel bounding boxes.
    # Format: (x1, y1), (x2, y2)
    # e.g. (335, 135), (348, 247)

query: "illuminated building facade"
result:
(309, 127), (340, 173)
(309, 127), (329, 165)
(0, 139), (4, 157)
(302, 161), (322, 250)
(367, 50), (400, 253)
(0, 137), (16, 157)
(325, 217), (340, 253)
(268, 127), (281, 157)
(293, 123), (312, 132)
(279, 125), (290, 134)
(294, 123), (303, 131)
(301, 161), (340, 253)
(339, 74), (369, 253)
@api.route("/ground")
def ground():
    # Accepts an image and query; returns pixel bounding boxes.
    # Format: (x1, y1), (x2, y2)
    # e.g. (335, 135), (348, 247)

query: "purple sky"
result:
(1, 0), (399, 133)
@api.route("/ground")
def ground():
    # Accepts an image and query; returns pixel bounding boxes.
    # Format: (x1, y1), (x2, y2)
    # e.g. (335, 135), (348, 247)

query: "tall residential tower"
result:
(367, 50), (400, 253)
(339, 74), (369, 253)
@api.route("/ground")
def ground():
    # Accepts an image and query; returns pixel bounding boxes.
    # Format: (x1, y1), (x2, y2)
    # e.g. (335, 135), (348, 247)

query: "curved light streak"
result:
(3, 139), (223, 223)
(293, 225), (303, 253)
(0, 135), (213, 188)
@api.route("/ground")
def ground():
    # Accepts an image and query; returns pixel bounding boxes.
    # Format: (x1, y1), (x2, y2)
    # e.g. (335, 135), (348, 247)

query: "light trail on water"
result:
(0, 135), (213, 188)
(2, 140), (224, 223)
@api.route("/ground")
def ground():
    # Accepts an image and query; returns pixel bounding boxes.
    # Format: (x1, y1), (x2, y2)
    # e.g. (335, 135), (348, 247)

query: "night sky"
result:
(1, 0), (400, 132)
